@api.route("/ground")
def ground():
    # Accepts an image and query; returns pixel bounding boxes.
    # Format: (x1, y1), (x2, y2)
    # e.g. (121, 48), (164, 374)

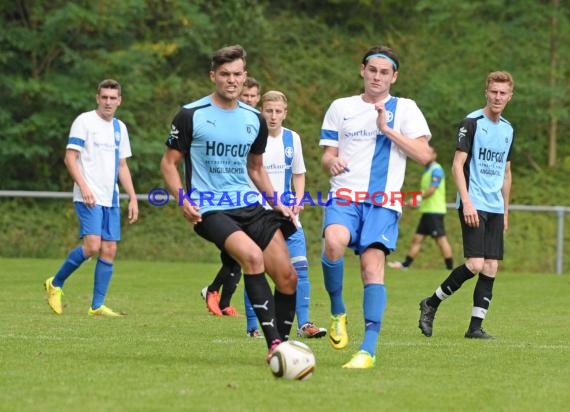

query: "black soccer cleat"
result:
(464, 328), (495, 339)
(418, 298), (437, 337)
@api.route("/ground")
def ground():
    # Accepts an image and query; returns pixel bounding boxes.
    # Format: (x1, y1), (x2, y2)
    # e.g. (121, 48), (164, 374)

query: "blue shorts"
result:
(323, 200), (400, 255)
(74, 202), (121, 241)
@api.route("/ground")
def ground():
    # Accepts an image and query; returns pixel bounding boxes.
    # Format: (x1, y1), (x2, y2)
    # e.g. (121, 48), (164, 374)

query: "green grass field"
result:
(1, 257), (568, 412)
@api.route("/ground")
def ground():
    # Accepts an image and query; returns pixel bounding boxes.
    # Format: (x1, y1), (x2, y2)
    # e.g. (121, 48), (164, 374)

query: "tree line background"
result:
(1, 0), (569, 271)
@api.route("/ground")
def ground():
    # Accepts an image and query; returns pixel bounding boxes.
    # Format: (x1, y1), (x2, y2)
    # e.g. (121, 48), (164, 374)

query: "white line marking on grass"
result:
(383, 341), (569, 350)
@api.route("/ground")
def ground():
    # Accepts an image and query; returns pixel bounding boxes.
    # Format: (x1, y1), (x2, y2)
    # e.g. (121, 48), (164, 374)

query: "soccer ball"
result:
(268, 340), (315, 380)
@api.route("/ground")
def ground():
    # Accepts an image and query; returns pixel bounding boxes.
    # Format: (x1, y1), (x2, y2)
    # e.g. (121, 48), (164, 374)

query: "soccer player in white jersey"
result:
(320, 45), (432, 368)
(418, 71), (515, 340)
(44, 79), (139, 317)
(260, 90), (327, 339)
(161, 45), (299, 362)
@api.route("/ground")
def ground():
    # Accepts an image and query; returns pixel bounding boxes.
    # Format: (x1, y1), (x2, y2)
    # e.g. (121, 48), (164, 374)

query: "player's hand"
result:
(128, 198), (139, 224)
(462, 203), (479, 228)
(406, 194), (422, 208)
(329, 158), (350, 176)
(274, 203), (293, 219)
(375, 101), (389, 134)
(181, 199), (202, 224)
(80, 186), (96, 207)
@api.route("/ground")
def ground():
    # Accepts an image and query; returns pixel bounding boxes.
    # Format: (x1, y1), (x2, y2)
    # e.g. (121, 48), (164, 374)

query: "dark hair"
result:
(361, 46), (399, 71)
(211, 44), (247, 71)
(244, 76), (260, 90)
(97, 79), (121, 95)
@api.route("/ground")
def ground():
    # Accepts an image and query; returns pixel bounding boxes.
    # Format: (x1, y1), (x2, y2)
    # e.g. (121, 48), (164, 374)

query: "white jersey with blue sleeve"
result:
(320, 95), (431, 213)
(67, 110), (132, 207)
(262, 128), (305, 224)
(263, 128), (306, 195)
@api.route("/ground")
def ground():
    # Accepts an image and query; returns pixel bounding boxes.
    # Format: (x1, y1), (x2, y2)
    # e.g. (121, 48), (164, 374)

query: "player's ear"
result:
(391, 71), (399, 84)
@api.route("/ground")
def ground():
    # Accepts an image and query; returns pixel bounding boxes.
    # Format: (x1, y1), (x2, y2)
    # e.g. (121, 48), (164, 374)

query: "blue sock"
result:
(244, 289), (258, 332)
(295, 265), (310, 327)
(91, 258), (113, 310)
(321, 254), (345, 315)
(360, 283), (387, 356)
(53, 246), (87, 287)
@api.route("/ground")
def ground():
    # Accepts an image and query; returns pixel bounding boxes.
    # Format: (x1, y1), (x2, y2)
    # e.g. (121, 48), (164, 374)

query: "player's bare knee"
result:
(483, 260), (498, 276)
(278, 266), (297, 294)
(361, 268), (384, 284)
(466, 259), (484, 274)
(323, 242), (344, 261)
(83, 241), (101, 257)
(239, 249), (265, 274)
(100, 242), (117, 260)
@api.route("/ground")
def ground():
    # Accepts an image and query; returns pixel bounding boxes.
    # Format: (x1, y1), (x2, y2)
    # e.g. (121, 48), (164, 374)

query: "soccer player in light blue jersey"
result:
(418, 71), (515, 340)
(160, 45), (298, 362)
(44, 79), (139, 317)
(320, 45), (433, 368)
(199, 77), (263, 338)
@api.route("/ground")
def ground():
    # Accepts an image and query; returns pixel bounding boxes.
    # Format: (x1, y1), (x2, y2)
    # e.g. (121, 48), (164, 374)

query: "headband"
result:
(365, 53), (398, 71)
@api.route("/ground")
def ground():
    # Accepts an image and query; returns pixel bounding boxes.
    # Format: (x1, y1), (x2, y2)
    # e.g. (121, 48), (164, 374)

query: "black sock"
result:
(274, 289), (296, 341)
(428, 264), (476, 308)
(444, 257), (454, 270)
(219, 264), (241, 309)
(468, 273), (495, 331)
(243, 273), (280, 348)
(402, 256), (414, 268)
(209, 265), (229, 292)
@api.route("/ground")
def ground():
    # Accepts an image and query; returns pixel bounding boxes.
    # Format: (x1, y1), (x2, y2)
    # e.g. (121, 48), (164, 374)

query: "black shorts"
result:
(194, 204), (297, 251)
(459, 209), (504, 260)
(416, 213), (446, 237)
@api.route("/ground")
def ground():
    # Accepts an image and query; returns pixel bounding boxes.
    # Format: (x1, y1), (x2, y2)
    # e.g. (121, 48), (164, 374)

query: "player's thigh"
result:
(420, 213), (446, 237)
(416, 214), (433, 235)
(101, 206), (121, 241)
(359, 205), (399, 255)
(224, 230), (264, 274)
(459, 210), (485, 258)
(195, 211), (241, 249)
(483, 212), (504, 260)
(75, 202), (103, 238)
(263, 231), (297, 293)
(323, 201), (359, 242)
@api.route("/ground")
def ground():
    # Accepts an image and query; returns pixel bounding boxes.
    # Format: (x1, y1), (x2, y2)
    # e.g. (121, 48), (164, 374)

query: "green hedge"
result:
(1, 196), (567, 274)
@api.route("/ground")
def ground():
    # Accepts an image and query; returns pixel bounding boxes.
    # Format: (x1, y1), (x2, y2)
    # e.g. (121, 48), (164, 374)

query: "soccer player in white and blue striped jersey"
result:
(260, 90), (327, 339)
(44, 79), (139, 317)
(320, 45), (432, 368)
